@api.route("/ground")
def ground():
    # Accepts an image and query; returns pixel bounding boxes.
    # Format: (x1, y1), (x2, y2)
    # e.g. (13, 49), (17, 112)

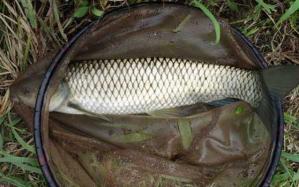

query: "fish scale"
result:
(64, 57), (263, 114)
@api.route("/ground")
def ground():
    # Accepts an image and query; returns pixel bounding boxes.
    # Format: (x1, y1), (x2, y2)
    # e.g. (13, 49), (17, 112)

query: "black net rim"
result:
(33, 3), (284, 187)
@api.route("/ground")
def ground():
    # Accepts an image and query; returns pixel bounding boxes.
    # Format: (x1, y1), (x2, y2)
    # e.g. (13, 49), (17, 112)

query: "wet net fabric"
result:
(11, 3), (275, 187)
(49, 102), (271, 186)
(13, 100), (271, 186)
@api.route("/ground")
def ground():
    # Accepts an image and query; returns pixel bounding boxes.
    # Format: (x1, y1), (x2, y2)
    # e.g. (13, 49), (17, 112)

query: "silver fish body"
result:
(59, 57), (263, 114)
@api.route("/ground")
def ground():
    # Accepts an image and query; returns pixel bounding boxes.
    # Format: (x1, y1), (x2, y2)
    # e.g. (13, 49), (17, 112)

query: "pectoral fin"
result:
(63, 102), (111, 122)
(147, 103), (213, 118)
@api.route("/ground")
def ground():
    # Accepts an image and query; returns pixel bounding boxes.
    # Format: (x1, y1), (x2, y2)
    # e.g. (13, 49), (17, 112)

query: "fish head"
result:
(10, 75), (69, 111)
(10, 75), (41, 109)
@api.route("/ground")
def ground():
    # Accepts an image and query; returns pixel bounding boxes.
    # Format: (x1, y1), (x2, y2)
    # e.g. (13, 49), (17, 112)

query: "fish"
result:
(10, 3), (299, 132)
(55, 57), (263, 115)
(39, 56), (297, 121)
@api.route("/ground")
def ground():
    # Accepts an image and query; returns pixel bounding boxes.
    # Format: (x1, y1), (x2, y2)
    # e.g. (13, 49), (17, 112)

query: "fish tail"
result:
(257, 64), (299, 135)
(262, 64), (299, 99)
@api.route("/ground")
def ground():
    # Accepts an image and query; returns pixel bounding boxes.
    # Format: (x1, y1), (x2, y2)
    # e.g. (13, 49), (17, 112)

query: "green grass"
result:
(272, 111), (299, 187)
(0, 0), (299, 186)
(0, 113), (45, 186)
(191, 0), (221, 43)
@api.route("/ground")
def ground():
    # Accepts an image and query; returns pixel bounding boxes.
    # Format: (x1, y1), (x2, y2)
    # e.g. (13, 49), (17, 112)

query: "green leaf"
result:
(278, 0), (299, 24)
(73, 6), (89, 18)
(116, 132), (152, 143)
(19, 0), (37, 28)
(178, 119), (193, 150)
(0, 116), (5, 125)
(234, 105), (245, 115)
(0, 131), (3, 150)
(293, 171), (299, 181)
(52, 0), (68, 41)
(271, 172), (290, 185)
(0, 172), (30, 187)
(81, 0), (89, 6)
(245, 27), (259, 37)
(22, 36), (31, 71)
(0, 151), (41, 173)
(284, 112), (298, 125)
(191, 0), (221, 43)
(289, 13), (299, 33)
(91, 7), (104, 17)
(255, 0), (276, 14)
(280, 158), (293, 180)
(12, 128), (35, 153)
(13, 163), (42, 174)
(5, 118), (21, 128)
(227, 0), (238, 11)
(281, 152), (299, 162)
(0, 151), (38, 165)
(173, 14), (192, 33)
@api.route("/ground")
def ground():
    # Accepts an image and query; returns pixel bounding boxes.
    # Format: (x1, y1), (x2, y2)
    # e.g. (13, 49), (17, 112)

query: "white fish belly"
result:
(65, 58), (263, 114)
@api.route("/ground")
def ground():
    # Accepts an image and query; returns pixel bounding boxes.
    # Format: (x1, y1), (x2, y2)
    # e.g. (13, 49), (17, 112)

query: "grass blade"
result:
(13, 163), (42, 174)
(0, 116), (5, 125)
(271, 172), (290, 185)
(191, 0), (221, 43)
(52, 0), (68, 41)
(173, 14), (192, 33)
(5, 117), (21, 128)
(284, 112), (298, 127)
(0, 131), (3, 150)
(278, 0), (299, 24)
(115, 132), (152, 143)
(281, 152), (299, 162)
(19, 0), (37, 28)
(178, 119), (193, 150)
(227, 0), (238, 11)
(74, 6), (89, 18)
(293, 171), (299, 181)
(245, 27), (259, 37)
(280, 158), (293, 180)
(255, 0), (276, 14)
(91, 7), (104, 17)
(0, 172), (30, 187)
(11, 128), (35, 153)
(0, 151), (41, 174)
(0, 151), (38, 165)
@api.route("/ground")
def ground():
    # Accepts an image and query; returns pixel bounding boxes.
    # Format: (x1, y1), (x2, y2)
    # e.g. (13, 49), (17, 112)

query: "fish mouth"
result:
(10, 93), (20, 105)
(8, 86), (20, 104)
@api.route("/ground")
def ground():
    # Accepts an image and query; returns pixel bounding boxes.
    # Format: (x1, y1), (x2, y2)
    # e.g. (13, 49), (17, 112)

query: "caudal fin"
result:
(262, 64), (299, 99)
(257, 64), (299, 136)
